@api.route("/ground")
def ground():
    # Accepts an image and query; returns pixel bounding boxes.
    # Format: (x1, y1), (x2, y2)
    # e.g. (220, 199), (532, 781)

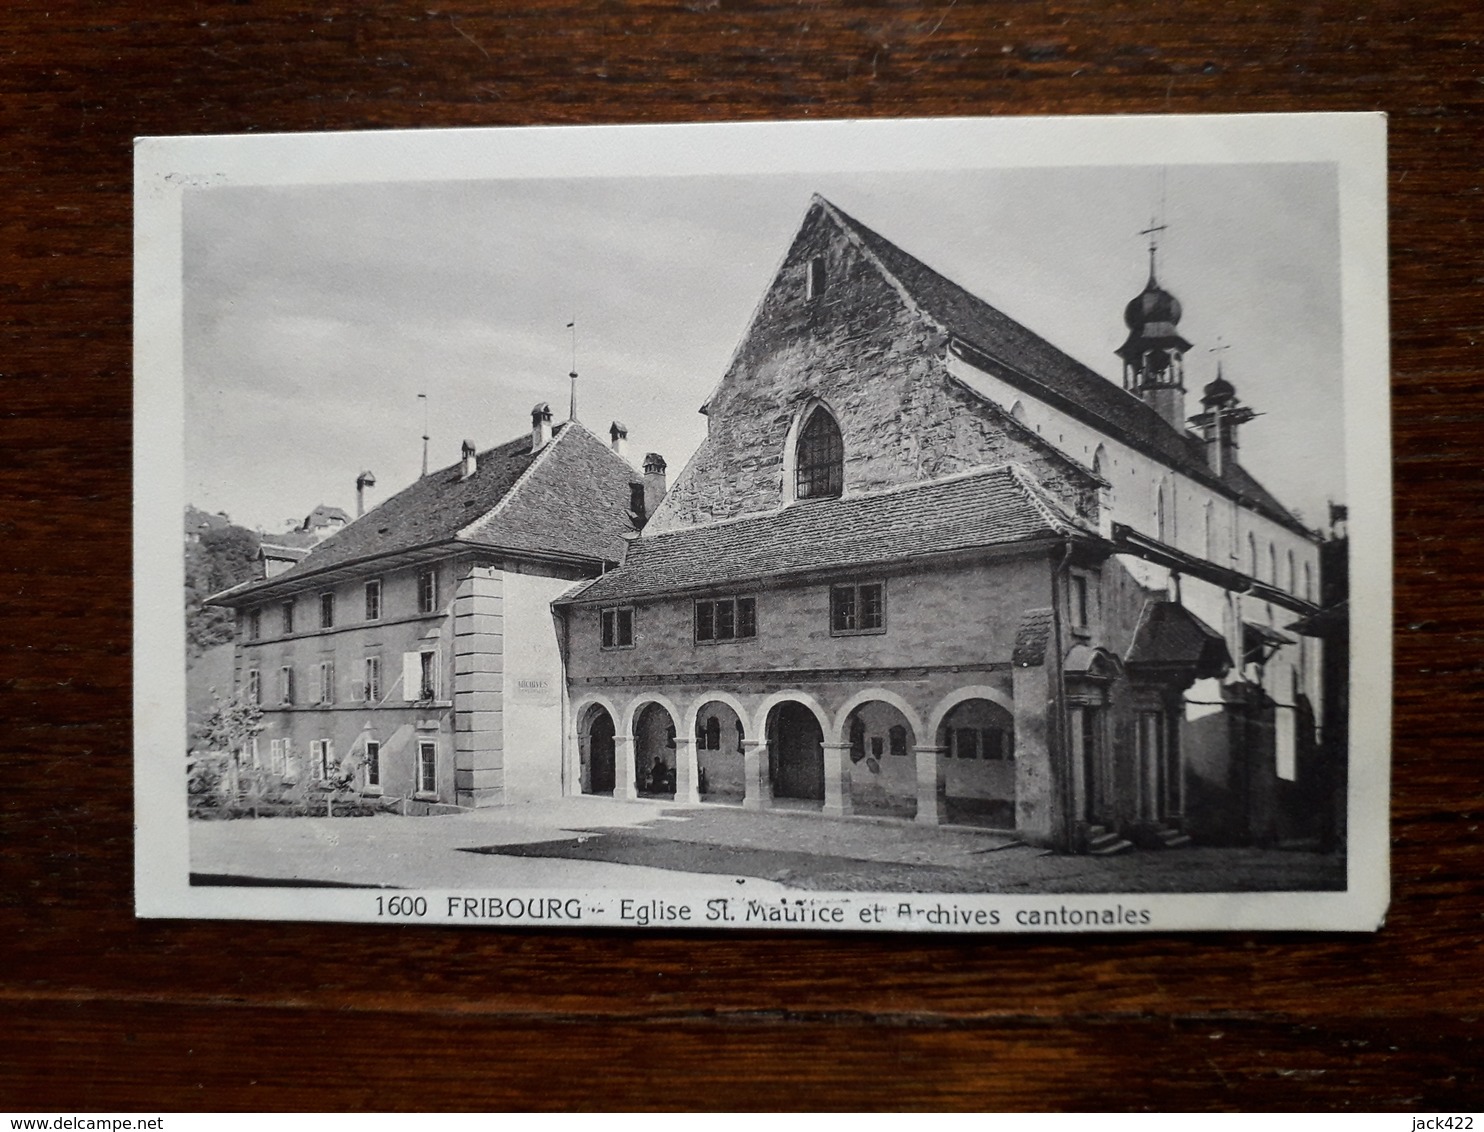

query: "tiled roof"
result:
(1125, 599), (1231, 679)
(564, 465), (1082, 605)
(1012, 608), (1054, 667)
(230, 422), (638, 594)
(823, 198), (1308, 535)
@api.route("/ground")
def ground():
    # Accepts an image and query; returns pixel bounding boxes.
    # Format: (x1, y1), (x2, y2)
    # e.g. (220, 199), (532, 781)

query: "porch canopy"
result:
(1125, 600), (1232, 685)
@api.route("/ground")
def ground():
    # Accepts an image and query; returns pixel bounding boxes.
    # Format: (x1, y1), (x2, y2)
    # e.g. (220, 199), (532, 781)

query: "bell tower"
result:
(1116, 222), (1193, 432)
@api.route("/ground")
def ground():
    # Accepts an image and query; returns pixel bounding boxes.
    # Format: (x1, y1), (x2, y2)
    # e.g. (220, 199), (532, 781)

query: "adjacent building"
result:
(553, 195), (1324, 852)
(209, 410), (652, 811)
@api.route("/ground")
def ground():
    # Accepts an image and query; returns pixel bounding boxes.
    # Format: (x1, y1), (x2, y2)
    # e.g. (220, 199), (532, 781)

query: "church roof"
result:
(560, 464), (1085, 606)
(820, 198), (1309, 537)
(211, 422), (640, 605)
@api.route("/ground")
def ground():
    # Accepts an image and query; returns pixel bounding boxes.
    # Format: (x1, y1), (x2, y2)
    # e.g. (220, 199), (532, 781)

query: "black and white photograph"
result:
(135, 114), (1390, 931)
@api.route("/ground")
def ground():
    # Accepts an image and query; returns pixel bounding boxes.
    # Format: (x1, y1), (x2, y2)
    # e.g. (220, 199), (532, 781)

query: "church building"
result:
(554, 195), (1323, 853)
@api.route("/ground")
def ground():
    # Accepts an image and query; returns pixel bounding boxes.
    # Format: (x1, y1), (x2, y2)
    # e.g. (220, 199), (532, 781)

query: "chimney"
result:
(531, 402), (553, 452)
(643, 452), (667, 518)
(355, 470), (376, 517)
(609, 420), (628, 460)
(460, 439), (477, 480)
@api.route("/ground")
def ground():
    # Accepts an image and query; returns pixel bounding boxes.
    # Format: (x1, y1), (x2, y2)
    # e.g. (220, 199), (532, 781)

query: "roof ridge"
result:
(638, 464), (1024, 542)
(1005, 462), (1086, 536)
(813, 196), (950, 340)
(455, 421), (576, 541)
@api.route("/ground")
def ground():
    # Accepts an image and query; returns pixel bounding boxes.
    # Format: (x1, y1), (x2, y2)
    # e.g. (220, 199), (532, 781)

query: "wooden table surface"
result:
(3, 0), (1481, 1112)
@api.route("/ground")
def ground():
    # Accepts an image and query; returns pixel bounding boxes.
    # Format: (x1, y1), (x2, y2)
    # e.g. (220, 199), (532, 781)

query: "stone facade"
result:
(650, 198), (1099, 533)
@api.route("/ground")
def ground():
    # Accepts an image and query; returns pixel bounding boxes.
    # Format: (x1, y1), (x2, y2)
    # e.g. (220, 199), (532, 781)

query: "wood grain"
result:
(2, 0), (1481, 1111)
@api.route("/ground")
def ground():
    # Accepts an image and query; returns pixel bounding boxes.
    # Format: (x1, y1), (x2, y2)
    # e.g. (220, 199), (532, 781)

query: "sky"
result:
(183, 162), (1344, 534)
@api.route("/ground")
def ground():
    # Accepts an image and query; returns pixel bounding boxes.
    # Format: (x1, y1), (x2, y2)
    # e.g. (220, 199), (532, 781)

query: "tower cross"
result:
(1138, 217), (1168, 279)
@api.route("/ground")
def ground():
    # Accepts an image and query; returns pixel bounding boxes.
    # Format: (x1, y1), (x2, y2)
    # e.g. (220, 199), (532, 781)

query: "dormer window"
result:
(795, 406), (843, 501)
(806, 255), (827, 300)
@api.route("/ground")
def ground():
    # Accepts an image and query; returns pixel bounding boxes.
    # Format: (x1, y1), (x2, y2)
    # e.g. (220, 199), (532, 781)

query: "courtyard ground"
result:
(190, 795), (1345, 894)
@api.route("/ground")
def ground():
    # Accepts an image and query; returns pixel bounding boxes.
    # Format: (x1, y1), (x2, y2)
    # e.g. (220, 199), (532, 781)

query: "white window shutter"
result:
(403, 652), (420, 701)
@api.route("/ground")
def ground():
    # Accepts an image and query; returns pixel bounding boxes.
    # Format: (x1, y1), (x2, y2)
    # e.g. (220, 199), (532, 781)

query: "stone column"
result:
(822, 743), (853, 817)
(453, 565), (503, 808)
(742, 739), (772, 810)
(914, 745), (948, 825)
(613, 734), (637, 801)
(673, 736), (701, 804)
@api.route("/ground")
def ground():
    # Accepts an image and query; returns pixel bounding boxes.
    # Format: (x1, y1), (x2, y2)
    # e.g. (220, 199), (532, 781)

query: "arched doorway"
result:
(842, 701), (917, 818)
(767, 701), (824, 805)
(581, 705), (616, 796)
(693, 699), (746, 804)
(633, 702), (677, 799)
(936, 698), (1016, 829)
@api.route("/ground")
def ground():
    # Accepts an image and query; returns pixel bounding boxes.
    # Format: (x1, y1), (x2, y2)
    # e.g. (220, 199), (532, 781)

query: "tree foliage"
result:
(184, 519), (261, 656)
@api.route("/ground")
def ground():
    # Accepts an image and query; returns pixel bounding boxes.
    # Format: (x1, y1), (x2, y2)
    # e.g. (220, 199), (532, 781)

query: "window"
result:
(365, 739), (381, 789)
(1304, 561), (1314, 602)
(364, 656), (381, 703)
(870, 736), (884, 759)
(795, 407), (843, 500)
(279, 665), (295, 706)
(889, 725), (908, 758)
(417, 739), (437, 795)
(245, 668), (261, 705)
(417, 569), (439, 615)
(365, 579), (382, 621)
(849, 717), (866, 762)
(982, 728), (1013, 760)
(601, 606), (634, 649)
(320, 591), (335, 629)
(1070, 575), (1090, 633)
(1269, 543), (1278, 586)
(247, 736), (260, 769)
(695, 715), (721, 752)
(270, 739), (285, 775)
(1203, 502), (1214, 561)
(1287, 550), (1297, 595)
(282, 738), (296, 779)
(316, 660), (335, 705)
(281, 601), (295, 635)
(830, 582), (885, 635)
(246, 608), (261, 641)
(694, 596), (757, 643)
(1154, 482), (1168, 542)
(402, 650), (440, 701)
(954, 727), (979, 759)
(310, 739), (332, 780)
(806, 255), (827, 300)
(1248, 533), (1259, 578)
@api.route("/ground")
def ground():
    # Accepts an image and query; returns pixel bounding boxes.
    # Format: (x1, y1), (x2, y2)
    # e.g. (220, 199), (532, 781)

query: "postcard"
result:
(135, 113), (1390, 930)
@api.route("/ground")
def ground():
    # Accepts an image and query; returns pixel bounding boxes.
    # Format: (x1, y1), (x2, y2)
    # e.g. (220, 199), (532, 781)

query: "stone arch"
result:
(688, 691), (749, 804)
(619, 691), (684, 740)
(936, 694), (1018, 829)
(925, 685), (1014, 745)
(629, 696), (682, 799)
(781, 397), (845, 505)
(751, 689), (832, 740)
(684, 689), (750, 738)
(761, 694), (830, 806)
(832, 688), (924, 747)
(836, 691), (923, 819)
(573, 695), (621, 797)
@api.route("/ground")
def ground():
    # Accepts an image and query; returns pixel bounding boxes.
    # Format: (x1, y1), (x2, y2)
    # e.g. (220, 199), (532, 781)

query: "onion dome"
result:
(1201, 372), (1236, 406)
(1116, 262), (1193, 365)
(1123, 273), (1183, 331)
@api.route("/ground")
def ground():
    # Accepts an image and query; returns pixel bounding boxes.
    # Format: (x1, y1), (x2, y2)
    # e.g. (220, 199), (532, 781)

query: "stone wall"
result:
(649, 199), (1095, 533)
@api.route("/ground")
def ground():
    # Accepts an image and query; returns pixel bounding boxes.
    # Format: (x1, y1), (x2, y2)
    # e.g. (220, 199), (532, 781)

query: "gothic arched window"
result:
(795, 407), (843, 500)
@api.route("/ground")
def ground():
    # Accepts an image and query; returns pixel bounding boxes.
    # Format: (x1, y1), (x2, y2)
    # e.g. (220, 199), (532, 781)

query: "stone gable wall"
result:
(649, 201), (1096, 533)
